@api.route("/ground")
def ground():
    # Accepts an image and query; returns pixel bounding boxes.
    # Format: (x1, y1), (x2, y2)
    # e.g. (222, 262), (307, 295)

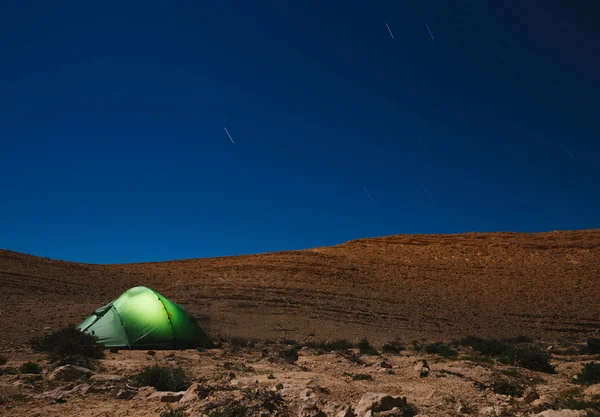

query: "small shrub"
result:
(280, 346), (299, 363)
(267, 346), (299, 363)
(0, 356), (7, 366)
(305, 340), (354, 352)
(492, 378), (525, 397)
(425, 343), (458, 358)
(358, 338), (379, 356)
(553, 395), (600, 414)
(343, 372), (372, 381)
(208, 404), (248, 417)
(30, 325), (104, 368)
(411, 341), (424, 352)
(19, 362), (42, 374)
(133, 365), (191, 391)
(457, 336), (509, 356)
(576, 362), (600, 385)
(499, 346), (556, 374)
(229, 338), (253, 348)
(500, 368), (522, 378)
(267, 373), (275, 379)
(464, 355), (494, 365)
(554, 346), (587, 356)
(588, 338), (600, 355)
(339, 350), (365, 365)
(400, 403), (419, 417)
(160, 407), (187, 417)
(381, 340), (405, 354)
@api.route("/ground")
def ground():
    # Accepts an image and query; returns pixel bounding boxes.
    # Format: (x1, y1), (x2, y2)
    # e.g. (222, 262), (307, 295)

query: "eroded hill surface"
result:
(1, 230), (600, 346)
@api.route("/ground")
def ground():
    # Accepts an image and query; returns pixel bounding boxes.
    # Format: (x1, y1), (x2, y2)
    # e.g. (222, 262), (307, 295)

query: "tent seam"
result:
(154, 291), (176, 347)
(112, 306), (131, 348)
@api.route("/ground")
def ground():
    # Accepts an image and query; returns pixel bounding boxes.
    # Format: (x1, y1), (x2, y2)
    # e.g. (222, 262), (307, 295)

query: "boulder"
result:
(180, 382), (210, 403)
(82, 385), (117, 395)
(335, 405), (356, 417)
(523, 388), (540, 404)
(116, 389), (137, 400)
(355, 393), (407, 416)
(583, 383), (600, 400)
(45, 383), (90, 400)
(532, 394), (555, 408)
(89, 374), (124, 383)
(136, 386), (158, 398)
(299, 400), (327, 417)
(48, 365), (94, 382)
(148, 391), (185, 402)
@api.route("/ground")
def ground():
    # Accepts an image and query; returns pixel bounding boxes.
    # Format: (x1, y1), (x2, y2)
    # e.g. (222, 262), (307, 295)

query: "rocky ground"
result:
(1, 339), (599, 417)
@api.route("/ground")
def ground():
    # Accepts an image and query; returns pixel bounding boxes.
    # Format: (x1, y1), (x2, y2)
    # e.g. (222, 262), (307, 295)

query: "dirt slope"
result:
(1, 230), (599, 347)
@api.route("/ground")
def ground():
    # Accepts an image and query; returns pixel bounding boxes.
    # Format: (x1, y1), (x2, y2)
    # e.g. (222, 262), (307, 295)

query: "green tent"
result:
(77, 286), (211, 349)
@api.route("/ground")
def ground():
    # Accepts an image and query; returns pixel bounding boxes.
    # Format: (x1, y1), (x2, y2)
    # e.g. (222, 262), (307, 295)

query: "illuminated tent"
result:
(77, 286), (211, 349)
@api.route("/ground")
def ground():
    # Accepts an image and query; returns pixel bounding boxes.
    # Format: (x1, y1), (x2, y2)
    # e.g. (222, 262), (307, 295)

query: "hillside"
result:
(1, 230), (599, 347)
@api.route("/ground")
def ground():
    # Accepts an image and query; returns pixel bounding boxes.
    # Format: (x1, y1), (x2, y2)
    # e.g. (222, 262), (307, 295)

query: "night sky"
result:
(1, 1), (598, 263)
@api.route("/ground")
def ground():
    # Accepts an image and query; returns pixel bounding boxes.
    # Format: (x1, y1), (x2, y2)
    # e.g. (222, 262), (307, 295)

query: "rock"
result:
(302, 388), (315, 398)
(354, 393), (407, 416)
(116, 389), (137, 400)
(532, 410), (586, 417)
(180, 383), (206, 403)
(456, 400), (471, 414)
(44, 383), (90, 400)
(0, 366), (19, 375)
(19, 374), (43, 383)
(378, 408), (404, 417)
(335, 405), (356, 417)
(532, 394), (555, 408)
(523, 388), (540, 404)
(583, 383), (600, 400)
(136, 386), (157, 398)
(82, 385), (117, 395)
(148, 391), (185, 402)
(478, 406), (496, 417)
(48, 365), (94, 382)
(299, 400), (327, 417)
(414, 360), (430, 378)
(89, 374), (124, 383)
(147, 350), (156, 356)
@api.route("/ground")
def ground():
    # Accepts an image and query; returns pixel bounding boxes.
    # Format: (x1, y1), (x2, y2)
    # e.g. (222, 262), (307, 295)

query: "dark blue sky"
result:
(1, 1), (598, 263)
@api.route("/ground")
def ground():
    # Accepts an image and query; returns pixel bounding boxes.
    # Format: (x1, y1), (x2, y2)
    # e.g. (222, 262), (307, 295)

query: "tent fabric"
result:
(77, 286), (211, 349)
